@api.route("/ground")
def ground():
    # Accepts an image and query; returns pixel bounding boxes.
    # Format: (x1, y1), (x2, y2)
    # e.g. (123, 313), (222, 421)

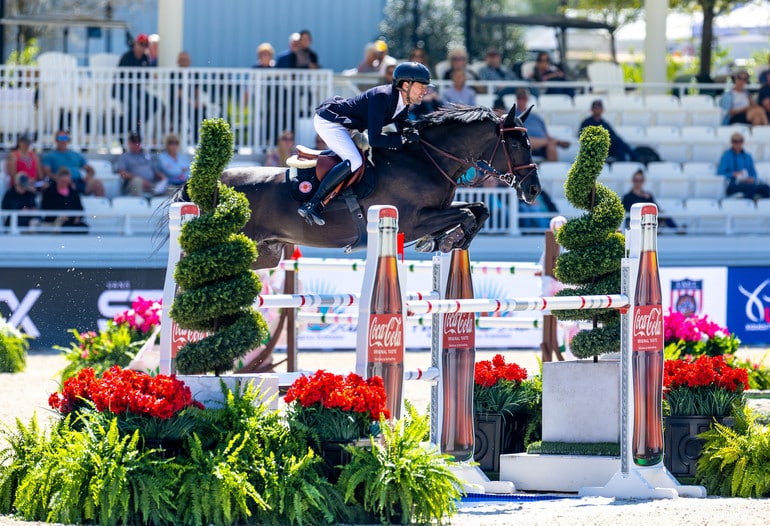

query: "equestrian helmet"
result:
(393, 62), (431, 88)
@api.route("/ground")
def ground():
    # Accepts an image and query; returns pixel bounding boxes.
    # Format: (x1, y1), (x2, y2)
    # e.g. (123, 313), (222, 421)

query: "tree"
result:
(671, 0), (746, 80)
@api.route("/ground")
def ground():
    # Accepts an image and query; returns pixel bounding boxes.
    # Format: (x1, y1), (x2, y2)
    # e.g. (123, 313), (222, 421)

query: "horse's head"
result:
(497, 104), (541, 204)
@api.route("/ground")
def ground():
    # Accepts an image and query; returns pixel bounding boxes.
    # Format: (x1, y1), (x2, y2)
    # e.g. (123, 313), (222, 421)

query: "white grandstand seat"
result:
(475, 93), (497, 108)
(721, 198), (764, 234)
(653, 143), (690, 164)
(645, 126), (681, 142)
(680, 126), (716, 140)
(618, 109), (653, 127)
(546, 124), (574, 141)
(586, 62), (625, 94)
(655, 174), (691, 199)
(537, 94), (574, 110)
(653, 109), (688, 127)
(601, 110), (622, 127)
(615, 125), (646, 146)
(742, 141), (763, 160)
(715, 125), (751, 141)
(689, 139), (724, 163)
(149, 196), (169, 210)
(756, 198), (770, 216)
(545, 109), (582, 130)
(657, 197), (685, 214)
(684, 198), (725, 234)
(690, 174), (726, 199)
(81, 196), (118, 234)
(606, 93), (644, 110)
(610, 162), (645, 191)
(750, 126), (770, 141)
(111, 196), (153, 235)
(643, 94), (681, 109)
(687, 108), (722, 127)
(537, 161), (571, 196)
(647, 161), (682, 179)
(553, 198), (582, 218)
(601, 172), (627, 195)
(682, 161), (716, 177)
(680, 94), (716, 108)
(574, 93), (605, 112)
(647, 161), (684, 195)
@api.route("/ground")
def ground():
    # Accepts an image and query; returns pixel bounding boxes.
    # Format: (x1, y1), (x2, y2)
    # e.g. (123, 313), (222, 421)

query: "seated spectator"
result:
(717, 132), (770, 200)
(40, 167), (87, 231)
(758, 53), (770, 87)
(443, 46), (478, 81)
(374, 40), (397, 76)
(5, 134), (44, 192)
(156, 134), (191, 187)
(2, 172), (39, 228)
(264, 130), (297, 167)
(718, 70), (768, 126)
(442, 69), (476, 106)
(407, 47), (442, 119)
(42, 130), (105, 197)
(757, 82), (770, 121)
(477, 47), (518, 105)
(578, 99), (633, 162)
(529, 51), (573, 97)
(519, 188), (558, 231)
(117, 132), (166, 196)
(253, 42), (275, 68)
(621, 169), (677, 228)
(356, 42), (379, 74)
(516, 88), (569, 162)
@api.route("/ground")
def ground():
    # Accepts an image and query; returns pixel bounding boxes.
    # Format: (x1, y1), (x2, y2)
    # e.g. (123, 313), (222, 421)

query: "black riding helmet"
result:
(392, 62), (431, 89)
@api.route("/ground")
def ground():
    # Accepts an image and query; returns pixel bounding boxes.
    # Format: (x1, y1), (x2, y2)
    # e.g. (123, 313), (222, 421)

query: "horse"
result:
(179, 104), (540, 269)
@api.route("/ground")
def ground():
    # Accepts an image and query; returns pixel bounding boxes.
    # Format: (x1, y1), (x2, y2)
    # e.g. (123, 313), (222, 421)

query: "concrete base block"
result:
(178, 374), (279, 410)
(500, 453), (620, 492)
(542, 360), (621, 443)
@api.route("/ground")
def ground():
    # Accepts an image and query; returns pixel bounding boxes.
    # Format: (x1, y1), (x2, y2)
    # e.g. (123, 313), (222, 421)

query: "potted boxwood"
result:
(0, 316), (29, 373)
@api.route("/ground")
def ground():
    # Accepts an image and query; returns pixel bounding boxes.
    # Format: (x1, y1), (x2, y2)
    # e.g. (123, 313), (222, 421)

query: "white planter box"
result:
(542, 360), (620, 443)
(500, 453), (620, 492)
(177, 374), (280, 410)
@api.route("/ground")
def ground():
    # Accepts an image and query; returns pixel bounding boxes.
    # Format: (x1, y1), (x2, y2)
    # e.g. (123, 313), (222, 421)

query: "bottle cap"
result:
(379, 207), (397, 219)
(641, 205), (658, 216)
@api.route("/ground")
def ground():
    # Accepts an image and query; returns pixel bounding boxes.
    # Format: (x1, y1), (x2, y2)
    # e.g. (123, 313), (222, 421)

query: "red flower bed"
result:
(474, 354), (528, 388)
(284, 370), (390, 421)
(664, 355), (749, 393)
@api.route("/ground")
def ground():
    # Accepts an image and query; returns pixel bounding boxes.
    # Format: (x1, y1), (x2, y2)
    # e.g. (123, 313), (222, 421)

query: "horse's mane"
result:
(416, 104), (499, 129)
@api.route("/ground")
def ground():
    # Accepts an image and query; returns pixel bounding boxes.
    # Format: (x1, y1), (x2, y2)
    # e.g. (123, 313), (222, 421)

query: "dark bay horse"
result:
(195, 104), (540, 269)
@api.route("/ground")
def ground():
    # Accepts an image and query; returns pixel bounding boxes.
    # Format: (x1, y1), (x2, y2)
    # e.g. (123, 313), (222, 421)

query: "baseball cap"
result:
(374, 40), (388, 53)
(486, 48), (501, 56)
(129, 131), (142, 143)
(591, 99), (604, 108)
(136, 33), (149, 45)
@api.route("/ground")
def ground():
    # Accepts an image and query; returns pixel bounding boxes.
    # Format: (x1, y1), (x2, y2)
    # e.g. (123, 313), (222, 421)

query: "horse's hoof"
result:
(438, 227), (465, 253)
(414, 236), (437, 253)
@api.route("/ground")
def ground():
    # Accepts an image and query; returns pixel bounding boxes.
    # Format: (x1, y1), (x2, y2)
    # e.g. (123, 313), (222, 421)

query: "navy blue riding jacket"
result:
(316, 85), (409, 150)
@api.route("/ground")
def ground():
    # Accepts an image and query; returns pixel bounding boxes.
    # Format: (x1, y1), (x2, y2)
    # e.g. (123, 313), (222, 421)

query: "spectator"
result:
(253, 42), (275, 68)
(42, 130), (105, 197)
(758, 82), (770, 121)
(717, 132), (770, 200)
(40, 167), (87, 231)
(408, 47), (430, 68)
(529, 51), (573, 97)
(718, 70), (768, 126)
(117, 132), (165, 196)
(408, 48), (441, 119)
(168, 51), (206, 139)
(147, 33), (160, 66)
(114, 33), (158, 131)
(296, 29), (319, 69)
(374, 40), (397, 76)
(2, 172), (39, 228)
(516, 88), (569, 162)
(442, 69), (476, 106)
(264, 130), (296, 167)
(381, 63), (396, 85)
(356, 42), (379, 74)
(578, 99), (633, 162)
(477, 47), (518, 106)
(758, 53), (770, 87)
(621, 169), (677, 228)
(443, 46), (477, 81)
(5, 134), (44, 191)
(275, 33), (300, 68)
(156, 134), (190, 187)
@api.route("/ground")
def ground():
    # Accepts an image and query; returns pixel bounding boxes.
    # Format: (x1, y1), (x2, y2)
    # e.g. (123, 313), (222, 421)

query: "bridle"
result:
(418, 118), (538, 189)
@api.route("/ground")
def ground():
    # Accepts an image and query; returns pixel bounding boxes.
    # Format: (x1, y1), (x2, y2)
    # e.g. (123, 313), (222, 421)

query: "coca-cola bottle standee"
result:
(632, 204), (664, 466)
(366, 208), (405, 420)
(440, 248), (475, 461)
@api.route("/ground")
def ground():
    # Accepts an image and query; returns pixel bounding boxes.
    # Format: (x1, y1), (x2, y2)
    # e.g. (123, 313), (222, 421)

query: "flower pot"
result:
(143, 438), (186, 459)
(318, 440), (354, 483)
(473, 412), (527, 473)
(663, 415), (734, 479)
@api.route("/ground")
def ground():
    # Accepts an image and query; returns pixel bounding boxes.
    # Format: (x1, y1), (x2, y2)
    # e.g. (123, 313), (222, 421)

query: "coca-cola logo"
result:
(171, 321), (207, 356)
(632, 305), (663, 351)
(444, 312), (474, 335)
(367, 313), (404, 364)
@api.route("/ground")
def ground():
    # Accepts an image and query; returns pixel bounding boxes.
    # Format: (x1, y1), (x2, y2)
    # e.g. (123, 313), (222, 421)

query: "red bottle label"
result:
(367, 313), (404, 363)
(442, 312), (475, 349)
(632, 304), (663, 352)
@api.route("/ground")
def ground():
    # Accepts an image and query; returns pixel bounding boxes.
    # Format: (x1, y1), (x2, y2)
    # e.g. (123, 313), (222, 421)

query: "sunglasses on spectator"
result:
(167, 140), (179, 145)
(56, 135), (69, 141)
(737, 76), (749, 81)
(280, 136), (294, 141)
(732, 138), (744, 143)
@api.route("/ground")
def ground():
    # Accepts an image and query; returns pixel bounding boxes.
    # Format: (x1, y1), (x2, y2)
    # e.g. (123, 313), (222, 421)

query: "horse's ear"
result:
(503, 104), (520, 128)
(518, 105), (533, 123)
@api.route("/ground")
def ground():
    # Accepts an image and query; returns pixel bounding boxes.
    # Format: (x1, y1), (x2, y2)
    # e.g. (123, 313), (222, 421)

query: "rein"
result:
(417, 120), (537, 188)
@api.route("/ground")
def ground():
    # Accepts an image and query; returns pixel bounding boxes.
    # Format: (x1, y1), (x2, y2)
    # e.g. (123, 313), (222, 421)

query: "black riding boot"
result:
(297, 160), (352, 226)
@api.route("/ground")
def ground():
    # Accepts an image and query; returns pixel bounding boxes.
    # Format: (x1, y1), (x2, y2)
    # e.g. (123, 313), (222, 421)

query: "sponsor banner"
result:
(0, 268), (164, 349)
(660, 267), (727, 327)
(727, 267), (770, 345)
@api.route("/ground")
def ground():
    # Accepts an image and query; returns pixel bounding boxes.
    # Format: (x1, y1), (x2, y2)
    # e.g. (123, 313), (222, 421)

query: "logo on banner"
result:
(738, 279), (770, 324)
(670, 279), (703, 317)
(0, 289), (41, 337)
(632, 305), (664, 351)
(367, 314), (403, 363)
(442, 312), (475, 349)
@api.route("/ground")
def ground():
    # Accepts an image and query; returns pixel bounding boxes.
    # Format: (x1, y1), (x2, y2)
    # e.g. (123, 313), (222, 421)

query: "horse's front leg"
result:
(413, 203), (483, 253)
(457, 202), (490, 250)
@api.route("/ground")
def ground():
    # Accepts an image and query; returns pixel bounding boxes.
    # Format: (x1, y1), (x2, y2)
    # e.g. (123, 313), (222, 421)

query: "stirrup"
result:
(297, 202), (325, 226)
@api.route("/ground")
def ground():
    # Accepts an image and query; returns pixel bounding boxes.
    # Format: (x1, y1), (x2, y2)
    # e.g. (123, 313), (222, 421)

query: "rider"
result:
(297, 61), (431, 225)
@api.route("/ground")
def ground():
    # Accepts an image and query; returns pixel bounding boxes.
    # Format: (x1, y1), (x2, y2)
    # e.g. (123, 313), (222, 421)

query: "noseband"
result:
(418, 119), (538, 189)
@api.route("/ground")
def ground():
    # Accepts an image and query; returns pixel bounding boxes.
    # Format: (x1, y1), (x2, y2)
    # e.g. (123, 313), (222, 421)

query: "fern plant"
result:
(696, 405), (770, 498)
(339, 401), (462, 525)
(0, 416), (46, 514)
(0, 316), (29, 373)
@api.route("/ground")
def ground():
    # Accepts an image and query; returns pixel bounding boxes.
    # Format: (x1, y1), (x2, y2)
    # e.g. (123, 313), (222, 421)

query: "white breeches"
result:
(313, 114), (363, 171)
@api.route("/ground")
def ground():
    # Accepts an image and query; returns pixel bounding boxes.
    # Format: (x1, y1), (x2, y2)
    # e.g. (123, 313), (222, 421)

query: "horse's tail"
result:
(151, 183), (191, 253)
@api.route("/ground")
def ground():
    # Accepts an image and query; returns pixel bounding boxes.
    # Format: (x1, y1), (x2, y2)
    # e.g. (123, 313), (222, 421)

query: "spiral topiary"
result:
(552, 126), (626, 359)
(170, 118), (269, 374)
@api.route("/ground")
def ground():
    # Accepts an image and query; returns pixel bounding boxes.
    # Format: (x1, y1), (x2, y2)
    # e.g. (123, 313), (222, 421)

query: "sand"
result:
(1, 349), (769, 526)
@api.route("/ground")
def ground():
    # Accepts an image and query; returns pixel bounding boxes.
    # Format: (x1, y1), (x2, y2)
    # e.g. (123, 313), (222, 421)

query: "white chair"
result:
(657, 198), (686, 228)
(652, 109), (688, 127)
(680, 94), (716, 108)
(81, 196), (118, 234)
(475, 93), (496, 108)
(687, 107), (722, 127)
(111, 196), (153, 235)
(690, 174), (726, 199)
(553, 198), (582, 218)
(749, 126), (770, 141)
(721, 198), (763, 234)
(645, 126), (681, 142)
(682, 161), (716, 177)
(89, 53), (121, 68)
(643, 94), (681, 109)
(537, 94), (574, 111)
(574, 93), (605, 112)
(611, 161), (645, 181)
(618, 109), (653, 127)
(537, 161), (571, 196)
(546, 124), (574, 142)
(37, 52), (84, 139)
(715, 125), (751, 142)
(606, 93), (644, 110)
(615, 125), (646, 146)
(652, 143), (690, 164)
(689, 139), (724, 163)
(434, 60), (451, 81)
(544, 109), (582, 130)
(684, 198), (725, 234)
(680, 126), (716, 141)
(586, 62), (625, 94)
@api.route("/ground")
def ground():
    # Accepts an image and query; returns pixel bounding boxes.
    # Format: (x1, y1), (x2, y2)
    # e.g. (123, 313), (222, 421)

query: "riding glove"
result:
(402, 127), (420, 144)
